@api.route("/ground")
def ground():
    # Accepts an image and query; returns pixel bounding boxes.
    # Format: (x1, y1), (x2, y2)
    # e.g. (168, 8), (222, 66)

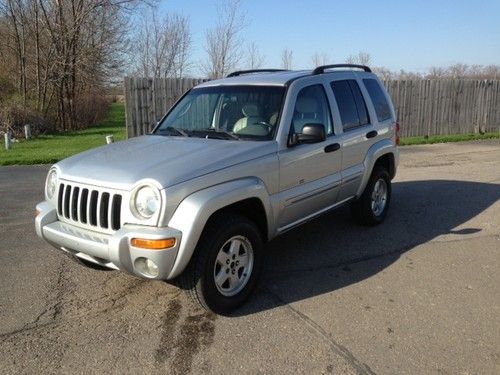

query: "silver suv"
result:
(36, 64), (400, 314)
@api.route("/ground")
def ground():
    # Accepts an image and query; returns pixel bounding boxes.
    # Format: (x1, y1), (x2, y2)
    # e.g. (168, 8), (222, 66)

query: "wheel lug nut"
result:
(226, 259), (230, 264)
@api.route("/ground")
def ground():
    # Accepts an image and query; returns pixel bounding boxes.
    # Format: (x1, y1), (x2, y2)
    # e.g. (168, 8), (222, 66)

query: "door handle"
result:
(366, 130), (378, 139)
(324, 143), (341, 153)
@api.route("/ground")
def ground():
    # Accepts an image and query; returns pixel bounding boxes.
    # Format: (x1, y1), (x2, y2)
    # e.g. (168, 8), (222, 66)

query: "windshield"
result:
(155, 85), (285, 140)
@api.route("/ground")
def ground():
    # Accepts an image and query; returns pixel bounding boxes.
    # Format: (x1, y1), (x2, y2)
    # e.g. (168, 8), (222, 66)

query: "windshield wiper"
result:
(201, 128), (239, 140)
(157, 126), (189, 137)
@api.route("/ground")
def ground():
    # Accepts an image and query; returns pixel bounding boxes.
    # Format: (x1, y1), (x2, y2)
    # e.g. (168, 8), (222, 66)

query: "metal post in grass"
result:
(4, 132), (11, 150)
(24, 124), (31, 139)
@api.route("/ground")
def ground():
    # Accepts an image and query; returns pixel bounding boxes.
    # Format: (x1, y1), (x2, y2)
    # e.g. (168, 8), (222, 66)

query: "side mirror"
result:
(288, 123), (326, 146)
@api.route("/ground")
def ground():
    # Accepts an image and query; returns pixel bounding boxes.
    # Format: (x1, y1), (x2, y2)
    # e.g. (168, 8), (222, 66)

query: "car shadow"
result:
(232, 179), (500, 316)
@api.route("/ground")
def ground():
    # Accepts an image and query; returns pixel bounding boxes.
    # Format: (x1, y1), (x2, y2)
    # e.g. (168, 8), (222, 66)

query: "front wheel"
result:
(350, 166), (392, 226)
(177, 214), (263, 314)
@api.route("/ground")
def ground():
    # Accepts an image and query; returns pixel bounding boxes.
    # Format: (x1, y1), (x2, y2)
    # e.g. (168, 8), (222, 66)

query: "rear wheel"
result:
(351, 166), (391, 226)
(177, 214), (263, 314)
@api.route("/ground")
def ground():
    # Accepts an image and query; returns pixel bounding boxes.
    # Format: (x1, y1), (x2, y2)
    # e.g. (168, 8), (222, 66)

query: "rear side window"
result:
(330, 80), (369, 131)
(363, 79), (392, 122)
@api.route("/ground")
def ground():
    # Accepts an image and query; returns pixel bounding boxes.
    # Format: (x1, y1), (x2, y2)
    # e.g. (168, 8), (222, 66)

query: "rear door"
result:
(329, 75), (379, 201)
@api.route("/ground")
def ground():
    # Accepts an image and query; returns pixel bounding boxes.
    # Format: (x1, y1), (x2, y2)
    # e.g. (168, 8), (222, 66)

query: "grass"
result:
(400, 132), (500, 146)
(1, 103), (499, 165)
(0, 102), (126, 166)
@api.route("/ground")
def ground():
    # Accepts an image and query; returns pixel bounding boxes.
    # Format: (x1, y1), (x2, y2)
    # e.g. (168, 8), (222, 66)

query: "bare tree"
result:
(247, 41), (265, 69)
(373, 66), (394, 80)
(0, 0), (147, 130)
(426, 66), (447, 79)
(174, 15), (192, 78)
(311, 51), (329, 67)
(135, 9), (192, 78)
(281, 48), (293, 69)
(447, 63), (469, 79)
(346, 51), (371, 66)
(397, 69), (422, 80)
(202, 0), (246, 79)
(481, 65), (500, 79)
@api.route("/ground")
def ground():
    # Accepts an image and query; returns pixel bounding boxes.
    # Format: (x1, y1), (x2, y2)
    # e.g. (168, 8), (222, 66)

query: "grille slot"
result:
(80, 189), (89, 223)
(89, 191), (98, 226)
(100, 192), (110, 229)
(71, 187), (79, 221)
(111, 195), (122, 230)
(64, 185), (71, 218)
(57, 183), (122, 232)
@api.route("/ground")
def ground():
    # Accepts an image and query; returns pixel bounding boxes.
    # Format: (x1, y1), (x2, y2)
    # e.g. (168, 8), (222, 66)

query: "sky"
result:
(158, 0), (500, 75)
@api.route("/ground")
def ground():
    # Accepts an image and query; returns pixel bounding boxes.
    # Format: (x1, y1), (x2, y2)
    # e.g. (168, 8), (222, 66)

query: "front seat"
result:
(233, 103), (268, 136)
(293, 97), (319, 134)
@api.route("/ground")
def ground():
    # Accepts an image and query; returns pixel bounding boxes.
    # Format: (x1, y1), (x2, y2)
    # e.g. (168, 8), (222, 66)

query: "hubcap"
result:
(213, 235), (254, 297)
(371, 178), (388, 216)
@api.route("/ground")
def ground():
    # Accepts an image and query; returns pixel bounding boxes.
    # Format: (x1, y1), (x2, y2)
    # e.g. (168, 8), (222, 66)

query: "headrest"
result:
(295, 97), (318, 114)
(242, 104), (260, 117)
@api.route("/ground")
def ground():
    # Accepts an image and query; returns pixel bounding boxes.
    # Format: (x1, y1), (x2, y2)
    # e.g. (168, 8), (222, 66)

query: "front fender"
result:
(356, 139), (399, 197)
(166, 178), (272, 279)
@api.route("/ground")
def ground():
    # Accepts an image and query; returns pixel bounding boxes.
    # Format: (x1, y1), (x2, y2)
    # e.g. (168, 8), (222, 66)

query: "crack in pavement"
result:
(0, 275), (158, 340)
(265, 288), (376, 375)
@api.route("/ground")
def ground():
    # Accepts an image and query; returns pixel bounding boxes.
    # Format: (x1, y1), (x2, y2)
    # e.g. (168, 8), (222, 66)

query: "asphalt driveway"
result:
(1, 140), (499, 374)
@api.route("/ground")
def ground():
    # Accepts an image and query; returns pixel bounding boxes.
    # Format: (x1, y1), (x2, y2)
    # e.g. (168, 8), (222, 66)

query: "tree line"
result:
(1, 0), (499, 134)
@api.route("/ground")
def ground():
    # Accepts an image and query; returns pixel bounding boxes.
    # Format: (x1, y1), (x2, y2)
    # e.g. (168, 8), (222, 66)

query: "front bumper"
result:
(35, 201), (182, 280)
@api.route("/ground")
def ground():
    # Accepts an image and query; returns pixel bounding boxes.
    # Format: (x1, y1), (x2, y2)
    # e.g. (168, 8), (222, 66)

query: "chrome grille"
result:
(57, 183), (122, 232)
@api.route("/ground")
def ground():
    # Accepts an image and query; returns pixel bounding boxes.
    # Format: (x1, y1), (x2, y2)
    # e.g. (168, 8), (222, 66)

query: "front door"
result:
(277, 83), (342, 230)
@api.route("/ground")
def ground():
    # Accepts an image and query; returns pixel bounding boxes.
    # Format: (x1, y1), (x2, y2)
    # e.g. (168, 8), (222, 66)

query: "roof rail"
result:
(312, 64), (372, 75)
(226, 69), (288, 78)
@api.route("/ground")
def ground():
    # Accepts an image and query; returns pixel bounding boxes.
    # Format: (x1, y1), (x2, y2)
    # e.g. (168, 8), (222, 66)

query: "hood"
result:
(56, 135), (278, 190)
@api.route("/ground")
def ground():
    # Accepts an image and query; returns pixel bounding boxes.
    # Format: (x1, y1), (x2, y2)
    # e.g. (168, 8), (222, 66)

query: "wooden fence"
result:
(384, 80), (499, 137)
(124, 77), (206, 138)
(124, 77), (500, 138)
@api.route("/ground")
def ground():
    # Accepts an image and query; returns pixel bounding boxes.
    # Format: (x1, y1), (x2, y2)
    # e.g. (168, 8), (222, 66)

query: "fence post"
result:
(4, 132), (11, 150)
(24, 124), (31, 139)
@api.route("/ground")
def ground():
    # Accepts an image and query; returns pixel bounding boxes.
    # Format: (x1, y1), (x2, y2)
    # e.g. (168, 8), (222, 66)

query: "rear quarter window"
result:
(362, 79), (392, 122)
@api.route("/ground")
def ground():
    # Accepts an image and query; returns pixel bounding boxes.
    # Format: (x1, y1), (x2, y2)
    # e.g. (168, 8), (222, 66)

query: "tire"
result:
(350, 166), (391, 226)
(177, 214), (263, 314)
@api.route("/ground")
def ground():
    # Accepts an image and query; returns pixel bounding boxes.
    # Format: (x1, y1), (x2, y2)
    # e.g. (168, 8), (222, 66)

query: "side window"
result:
(292, 84), (333, 136)
(330, 80), (369, 131)
(363, 79), (392, 122)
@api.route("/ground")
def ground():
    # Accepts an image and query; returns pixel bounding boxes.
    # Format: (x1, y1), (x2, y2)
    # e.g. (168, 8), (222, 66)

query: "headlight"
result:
(46, 170), (58, 200)
(132, 186), (160, 219)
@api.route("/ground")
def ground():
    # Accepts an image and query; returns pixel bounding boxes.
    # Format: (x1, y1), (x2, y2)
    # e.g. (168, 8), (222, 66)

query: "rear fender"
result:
(356, 139), (398, 197)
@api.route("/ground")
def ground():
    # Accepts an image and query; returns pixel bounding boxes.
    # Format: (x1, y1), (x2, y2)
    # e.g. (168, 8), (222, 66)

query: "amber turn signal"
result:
(35, 209), (41, 217)
(131, 237), (176, 250)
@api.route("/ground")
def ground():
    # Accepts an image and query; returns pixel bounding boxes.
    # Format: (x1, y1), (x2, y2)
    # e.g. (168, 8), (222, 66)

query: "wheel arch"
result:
(356, 139), (398, 197)
(167, 178), (272, 279)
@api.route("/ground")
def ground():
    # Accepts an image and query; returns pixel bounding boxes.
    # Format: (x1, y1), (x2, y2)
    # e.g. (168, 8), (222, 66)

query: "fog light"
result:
(134, 257), (160, 278)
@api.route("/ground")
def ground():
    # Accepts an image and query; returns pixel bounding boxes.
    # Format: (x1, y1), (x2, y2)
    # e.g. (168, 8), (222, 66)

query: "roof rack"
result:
(312, 64), (372, 75)
(226, 69), (288, 78)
